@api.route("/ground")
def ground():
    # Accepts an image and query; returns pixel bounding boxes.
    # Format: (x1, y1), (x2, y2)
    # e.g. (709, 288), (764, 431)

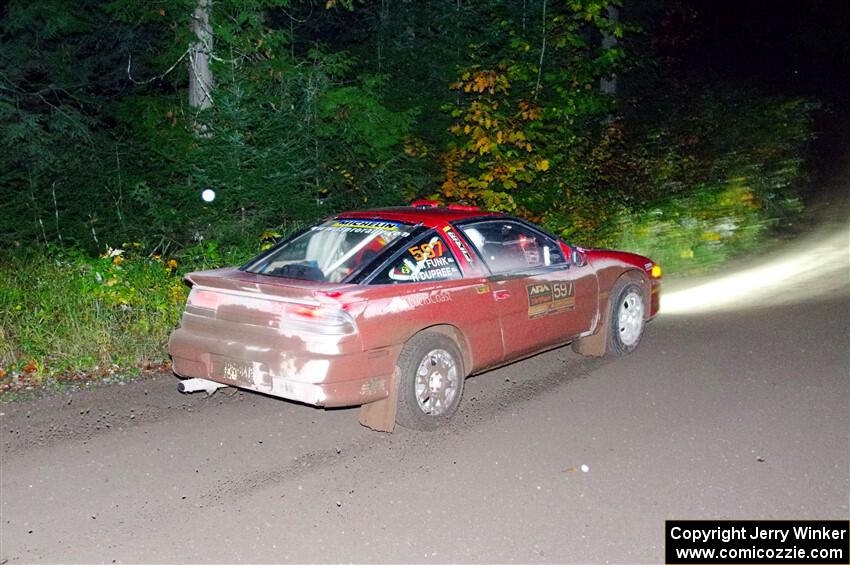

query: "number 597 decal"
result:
(408, 241), (444, 262)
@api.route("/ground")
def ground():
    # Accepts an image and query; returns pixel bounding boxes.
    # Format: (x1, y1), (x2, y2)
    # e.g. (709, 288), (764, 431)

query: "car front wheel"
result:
(607, 280), (646, 355)
(396, 332), (465, 431)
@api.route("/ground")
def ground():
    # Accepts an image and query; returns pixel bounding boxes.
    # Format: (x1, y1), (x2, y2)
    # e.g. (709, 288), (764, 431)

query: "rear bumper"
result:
(169, 328), (398, 408)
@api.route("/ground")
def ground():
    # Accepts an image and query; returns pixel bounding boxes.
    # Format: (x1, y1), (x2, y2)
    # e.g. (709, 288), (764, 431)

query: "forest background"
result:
(0, 0), (836, 392)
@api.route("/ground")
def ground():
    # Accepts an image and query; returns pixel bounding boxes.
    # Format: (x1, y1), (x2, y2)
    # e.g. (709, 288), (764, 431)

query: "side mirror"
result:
(570, 248), (587, 267)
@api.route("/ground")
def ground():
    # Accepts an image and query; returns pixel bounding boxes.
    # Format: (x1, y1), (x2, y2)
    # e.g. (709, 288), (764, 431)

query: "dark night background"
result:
(680, 0), (850, 190)
(688, 0), (850, 101)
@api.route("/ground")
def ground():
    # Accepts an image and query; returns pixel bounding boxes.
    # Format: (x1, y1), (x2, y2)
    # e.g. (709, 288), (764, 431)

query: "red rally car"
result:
(169, 202), (661, 431)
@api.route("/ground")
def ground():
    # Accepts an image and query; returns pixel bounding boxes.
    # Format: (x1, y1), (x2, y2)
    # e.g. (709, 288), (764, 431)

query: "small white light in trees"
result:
(201, 188), (216, 202)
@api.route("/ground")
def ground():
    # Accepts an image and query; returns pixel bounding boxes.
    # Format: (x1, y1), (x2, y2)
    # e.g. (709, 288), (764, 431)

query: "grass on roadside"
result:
(0, 243), (258, 398)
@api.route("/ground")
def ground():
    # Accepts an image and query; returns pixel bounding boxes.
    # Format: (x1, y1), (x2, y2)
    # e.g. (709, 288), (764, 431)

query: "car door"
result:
(362, 229), (505, 371)
(456, 219), (599, 360)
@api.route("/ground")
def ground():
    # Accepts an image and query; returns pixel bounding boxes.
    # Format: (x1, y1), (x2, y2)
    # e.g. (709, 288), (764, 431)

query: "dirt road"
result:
(2, 264), (848, 563)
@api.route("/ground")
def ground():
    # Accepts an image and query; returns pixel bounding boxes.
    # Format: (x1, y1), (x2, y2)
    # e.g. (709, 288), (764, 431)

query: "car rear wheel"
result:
(607, 280), (646, 355)
(396, 332), (464, 431)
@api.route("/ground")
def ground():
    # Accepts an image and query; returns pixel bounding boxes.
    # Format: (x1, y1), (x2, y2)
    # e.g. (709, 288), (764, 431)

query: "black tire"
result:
(606, 280), (646, 356)
(395, 332), (465, 431)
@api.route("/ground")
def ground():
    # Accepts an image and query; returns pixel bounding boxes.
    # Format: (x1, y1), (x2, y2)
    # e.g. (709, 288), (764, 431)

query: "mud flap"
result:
(358, 370), (399, 432)
(571, 292), (610, 357)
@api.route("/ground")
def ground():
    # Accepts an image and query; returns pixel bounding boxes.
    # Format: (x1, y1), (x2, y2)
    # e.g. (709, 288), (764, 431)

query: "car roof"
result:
(337, 206), (504, 228)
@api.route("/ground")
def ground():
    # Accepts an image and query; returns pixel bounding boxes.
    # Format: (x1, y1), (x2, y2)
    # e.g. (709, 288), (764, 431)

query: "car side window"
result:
(369, 232), (463, 284)
(460, 220), (565, 275)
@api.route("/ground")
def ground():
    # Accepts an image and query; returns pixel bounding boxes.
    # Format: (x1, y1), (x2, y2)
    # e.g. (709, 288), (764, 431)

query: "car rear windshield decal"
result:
(527, 281), (575, 319)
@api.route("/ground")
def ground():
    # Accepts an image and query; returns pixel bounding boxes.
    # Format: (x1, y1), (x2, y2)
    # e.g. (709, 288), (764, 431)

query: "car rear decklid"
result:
(183, 268), (358, 336)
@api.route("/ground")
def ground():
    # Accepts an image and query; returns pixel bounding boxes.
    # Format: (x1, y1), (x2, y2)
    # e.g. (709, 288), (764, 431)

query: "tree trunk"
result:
(188, 0), (213, 109)
(599, 5), (619, 95)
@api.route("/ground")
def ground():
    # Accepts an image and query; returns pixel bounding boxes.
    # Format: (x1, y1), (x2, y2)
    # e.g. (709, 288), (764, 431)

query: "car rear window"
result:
(243, 218), (415, 282)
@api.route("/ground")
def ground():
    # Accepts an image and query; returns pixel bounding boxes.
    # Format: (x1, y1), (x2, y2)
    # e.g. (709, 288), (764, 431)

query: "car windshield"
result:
(243, 218), (415, 282)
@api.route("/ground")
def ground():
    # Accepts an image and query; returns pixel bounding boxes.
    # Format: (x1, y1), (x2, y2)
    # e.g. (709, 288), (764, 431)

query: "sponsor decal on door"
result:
(527, 281), (575, 318)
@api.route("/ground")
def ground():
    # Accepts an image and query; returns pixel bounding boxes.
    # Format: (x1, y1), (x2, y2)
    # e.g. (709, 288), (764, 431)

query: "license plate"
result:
(220, 359), (254, 384)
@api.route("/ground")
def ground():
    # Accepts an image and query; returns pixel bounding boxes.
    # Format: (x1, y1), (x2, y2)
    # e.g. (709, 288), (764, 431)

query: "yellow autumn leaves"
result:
(439, 69), (552, 211)
(449, 70), (510, 95)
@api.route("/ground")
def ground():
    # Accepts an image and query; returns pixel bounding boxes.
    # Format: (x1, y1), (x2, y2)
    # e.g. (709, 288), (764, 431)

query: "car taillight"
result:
(284, 304), (357, 335)
(187, 289), (221, 310)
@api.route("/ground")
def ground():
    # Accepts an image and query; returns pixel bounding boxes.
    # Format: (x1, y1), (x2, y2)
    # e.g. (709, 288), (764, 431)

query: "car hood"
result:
(584, 248), (655, 270)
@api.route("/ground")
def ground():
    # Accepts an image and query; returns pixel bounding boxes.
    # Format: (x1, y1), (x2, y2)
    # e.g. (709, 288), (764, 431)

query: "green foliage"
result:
(0, 245), (185, 386)
(0, 0), (138, 250)
(572, 90), (815, 273)
(438, 1), (624, 212)
(1, 0), (417, 252)
(0, 239), (262, 395)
